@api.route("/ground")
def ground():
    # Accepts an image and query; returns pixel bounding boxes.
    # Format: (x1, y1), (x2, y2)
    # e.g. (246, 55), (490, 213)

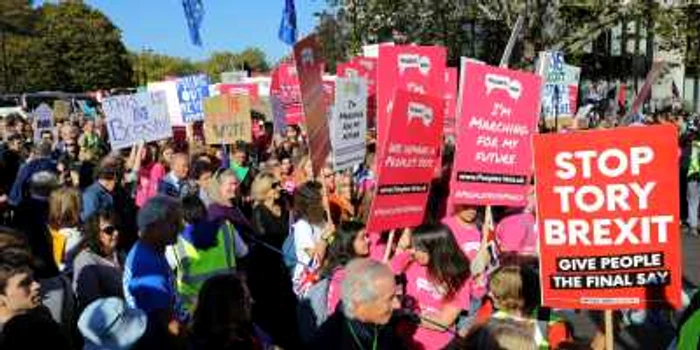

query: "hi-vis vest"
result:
(491, 308), (562, 350)
(688, 141), (700, 178)
(174, 221), (238, 311)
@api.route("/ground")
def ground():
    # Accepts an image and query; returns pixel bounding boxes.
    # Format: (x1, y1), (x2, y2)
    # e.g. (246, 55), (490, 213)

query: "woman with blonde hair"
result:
(251, 172), (289, 248)
(48, 186), (83, 271)
(292, 156), (314, 190)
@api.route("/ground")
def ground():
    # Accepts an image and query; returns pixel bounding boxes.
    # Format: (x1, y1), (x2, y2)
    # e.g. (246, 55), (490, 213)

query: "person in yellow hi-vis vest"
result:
(172, 195), (249, 312)
(686, 136), (700, 235)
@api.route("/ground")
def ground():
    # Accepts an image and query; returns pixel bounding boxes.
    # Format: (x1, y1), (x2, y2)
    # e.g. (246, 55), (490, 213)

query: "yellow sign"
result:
(203, 94), (252, 145)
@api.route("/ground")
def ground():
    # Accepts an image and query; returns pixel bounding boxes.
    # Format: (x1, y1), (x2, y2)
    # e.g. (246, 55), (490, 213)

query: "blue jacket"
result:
(81, 182), (113, 222)
(9, 158), (56, 206)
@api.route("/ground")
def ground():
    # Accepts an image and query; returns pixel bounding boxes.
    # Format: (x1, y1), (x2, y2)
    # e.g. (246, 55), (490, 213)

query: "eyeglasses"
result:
(101, 226), (117, 236)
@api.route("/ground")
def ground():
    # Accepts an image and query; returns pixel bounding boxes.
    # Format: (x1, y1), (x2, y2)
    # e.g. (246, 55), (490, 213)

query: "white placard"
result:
(103, 91), (172, 150)
(33, 103), (54, 142)
(331, 77), (367, 171)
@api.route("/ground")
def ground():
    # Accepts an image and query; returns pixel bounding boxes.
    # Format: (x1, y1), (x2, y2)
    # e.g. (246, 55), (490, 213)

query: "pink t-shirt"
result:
(392, 252), (471, 350)
(136, 162), (166, 208)
(327, 268), (346, 315)
(442, 217), (487, 299)
(495, 212), (537, 255)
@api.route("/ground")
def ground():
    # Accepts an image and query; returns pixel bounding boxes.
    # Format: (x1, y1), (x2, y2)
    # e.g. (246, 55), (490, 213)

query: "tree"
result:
(4, 1), (133, 92)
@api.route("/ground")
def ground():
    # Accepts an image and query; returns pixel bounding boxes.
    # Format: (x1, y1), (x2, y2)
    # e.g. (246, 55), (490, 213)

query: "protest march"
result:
(3, 1), (700, 350)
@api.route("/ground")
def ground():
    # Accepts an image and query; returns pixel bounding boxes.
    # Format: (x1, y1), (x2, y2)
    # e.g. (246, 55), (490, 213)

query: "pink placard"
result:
(367, 90), (444, 233)
(449, 61), (541, 207)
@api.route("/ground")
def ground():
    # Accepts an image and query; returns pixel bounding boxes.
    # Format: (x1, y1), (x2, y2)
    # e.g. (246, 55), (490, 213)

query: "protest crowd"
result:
(0, 31), (698, 350)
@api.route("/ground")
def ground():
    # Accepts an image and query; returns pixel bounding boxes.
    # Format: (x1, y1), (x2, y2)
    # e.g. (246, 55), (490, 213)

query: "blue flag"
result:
(183, 0), (204, 46)
(278, 0), (297, 45)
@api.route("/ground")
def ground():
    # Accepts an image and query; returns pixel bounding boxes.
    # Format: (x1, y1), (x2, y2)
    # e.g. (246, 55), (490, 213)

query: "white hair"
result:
(30, 171), (58, 198)
(341, 258), (394, 319)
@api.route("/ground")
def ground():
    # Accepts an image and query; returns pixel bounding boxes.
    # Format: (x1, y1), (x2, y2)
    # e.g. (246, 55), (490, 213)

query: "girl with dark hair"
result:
(392, 223), (472, 350)
(72, 210), (123, 311)
(322, 220), (369, 314)
(284, 181), (333, 297)
(190, 273), (275, 350)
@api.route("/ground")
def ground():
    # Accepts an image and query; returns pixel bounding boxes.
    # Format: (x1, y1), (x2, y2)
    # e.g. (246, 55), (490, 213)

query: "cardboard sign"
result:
(33, 103), (54, 141)
(534, 125), (681, 310)
(218, 83), (260, 105)
(270, 63), (303, 125)
(450, 60), (541, 207)
(294, 34), (331, 176)
(367, 90), (443, 233)
(53, 100), (71, 122)
(444, 68), (458, 137)
(203, 94), (252, 145)
(148, 80), (185, 127)
(377, 45), (446, 156)
(331, 77), (367, 172)
(176, 73), (210, 122)
(103, 91), (173, 150)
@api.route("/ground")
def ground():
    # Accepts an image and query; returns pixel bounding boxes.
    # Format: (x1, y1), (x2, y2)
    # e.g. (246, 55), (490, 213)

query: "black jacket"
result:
(310, 311), (408, 350)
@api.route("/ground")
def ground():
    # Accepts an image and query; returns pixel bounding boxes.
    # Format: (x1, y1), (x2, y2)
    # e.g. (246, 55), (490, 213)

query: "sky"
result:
(36, 0), (329, 62)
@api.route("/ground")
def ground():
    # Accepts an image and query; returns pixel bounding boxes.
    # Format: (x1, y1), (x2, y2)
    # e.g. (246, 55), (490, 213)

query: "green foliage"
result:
(2, 1), (133, 93)
(132, 47), (269, 84)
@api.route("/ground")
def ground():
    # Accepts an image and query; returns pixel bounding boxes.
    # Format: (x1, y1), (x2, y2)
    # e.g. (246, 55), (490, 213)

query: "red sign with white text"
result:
(377, 46), (446, 156)
(294, 35), (331, 176)
(270, 63), (303, 125)
(534, 125), (681, 310)
(367, 90), (444, 233)
(444, 68), (458, 137)
(450, 61), (541, 207)
(218, 83), (259, 105)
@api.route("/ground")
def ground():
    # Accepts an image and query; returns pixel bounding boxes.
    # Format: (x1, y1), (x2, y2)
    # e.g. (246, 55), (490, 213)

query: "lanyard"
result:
(346, 320), (378, 350)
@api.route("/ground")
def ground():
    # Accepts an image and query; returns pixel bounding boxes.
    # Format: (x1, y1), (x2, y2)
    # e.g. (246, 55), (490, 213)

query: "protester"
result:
(482, 264), (570, 349)
(158, 152), (192, 198)
(81, 158), (120, 221)
(310, 258), (405, 350)
(9, 140), (56, 207)
(323, 220), (370, 315)
(48, 186), (83, 271)
(77, 297), (147, 350)
(72, 211), (123, 311)
(285, 181), (334, 296)
(123, 195), (187, 349)
(494, 189), (537, 256)
(191, 158), (214, 206)
(190, 273), (275, 350)
(172, 195), (246, 312)
(251, 171), (289, 248)
(0, 240), (70, 350)
(392, 224), (472, 350)
(135, 141), (173, 208)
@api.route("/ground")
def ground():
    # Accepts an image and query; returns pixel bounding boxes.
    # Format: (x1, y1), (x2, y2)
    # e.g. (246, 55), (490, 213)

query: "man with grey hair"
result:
(123, 195), (187, 349)
(311, 258), (406, 350)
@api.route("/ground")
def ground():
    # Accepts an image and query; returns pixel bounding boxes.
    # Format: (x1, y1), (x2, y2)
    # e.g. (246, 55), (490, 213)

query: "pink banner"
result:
(270, 63), (303, 125)
(377, 46), (446, 156)
(449, 61), (541, 207)
(367, 90), (444, 233)
(294, 35), (331, 176)
(444, 68), (458, 137)
(218, 83), (259, 104)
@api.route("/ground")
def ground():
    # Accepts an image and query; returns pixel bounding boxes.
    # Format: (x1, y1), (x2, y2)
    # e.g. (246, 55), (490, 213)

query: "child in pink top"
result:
(442, 204), (488, 305)
(135, 143), (172, 207)
(322, 221), (371, 315)
(391, 224), (472, 350)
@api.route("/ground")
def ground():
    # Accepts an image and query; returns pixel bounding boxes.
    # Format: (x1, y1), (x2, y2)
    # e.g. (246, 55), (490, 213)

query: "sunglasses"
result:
(101, 226), (117, 236)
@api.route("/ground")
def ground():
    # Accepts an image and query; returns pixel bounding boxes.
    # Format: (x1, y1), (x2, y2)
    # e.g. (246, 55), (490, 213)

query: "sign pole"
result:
(383, 229), (396, 263)
(605, 310), (614, 350)
(499, 14), (525, 68)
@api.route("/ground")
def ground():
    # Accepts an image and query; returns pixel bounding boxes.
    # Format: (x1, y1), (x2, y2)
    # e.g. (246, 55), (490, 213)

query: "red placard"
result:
(377, 46), (446, 156)
(218, 83), (260, 104)
(450, 61), (541, 207)
(534, 125), (681, 310)
(444, 67), (458, 137)
(294, 35), (331, 176)
(367, 90), (444, 233)
(270, 63), (303, 125)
